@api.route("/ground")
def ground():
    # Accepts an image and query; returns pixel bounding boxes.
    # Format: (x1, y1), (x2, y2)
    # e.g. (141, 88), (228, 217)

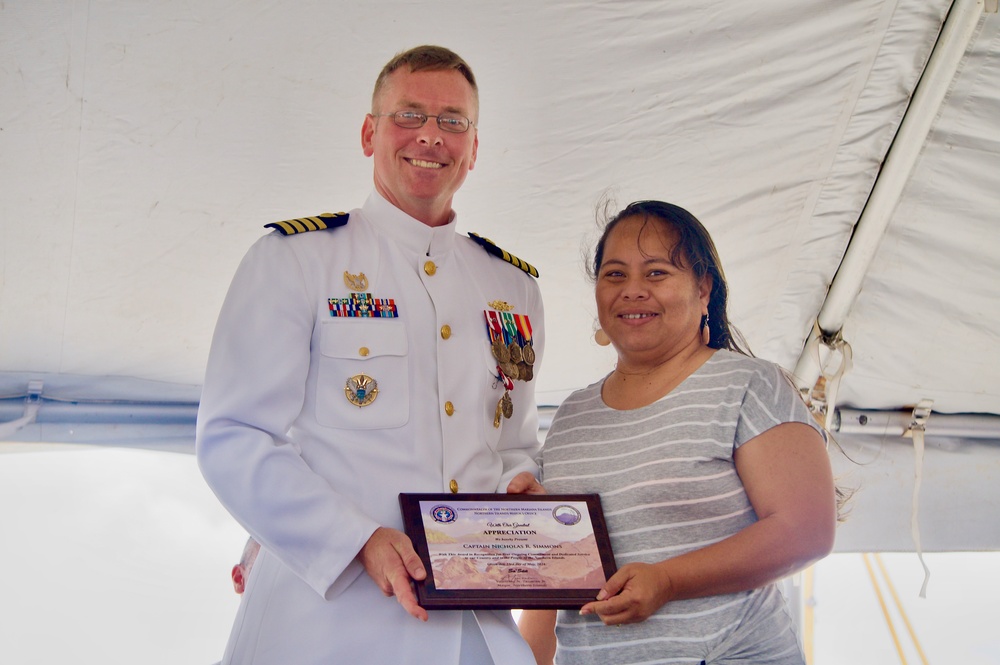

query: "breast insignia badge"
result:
(345, 374), (378, 407)
(344, 271), (369, 292)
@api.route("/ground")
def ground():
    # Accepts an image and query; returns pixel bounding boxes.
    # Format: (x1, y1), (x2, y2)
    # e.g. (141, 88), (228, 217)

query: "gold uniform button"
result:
(444, 401), (455, 416)
(424, 260), (437, 276)
(440, 324), (452, 340)
(449, 479), (459, 493)
(358, 347), (369, 357)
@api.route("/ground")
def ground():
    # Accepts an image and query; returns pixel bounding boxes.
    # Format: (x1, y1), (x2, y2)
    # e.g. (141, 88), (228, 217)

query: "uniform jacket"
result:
(196, 192), (544, 664)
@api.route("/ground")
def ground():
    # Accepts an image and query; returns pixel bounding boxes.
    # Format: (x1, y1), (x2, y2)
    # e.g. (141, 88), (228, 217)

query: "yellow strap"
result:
(875, 553), (930, 664)
(863, 553), (909, 664)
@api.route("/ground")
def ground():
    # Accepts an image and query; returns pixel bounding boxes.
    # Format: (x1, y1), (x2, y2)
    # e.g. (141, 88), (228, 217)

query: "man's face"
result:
(361, 68), (479, 227)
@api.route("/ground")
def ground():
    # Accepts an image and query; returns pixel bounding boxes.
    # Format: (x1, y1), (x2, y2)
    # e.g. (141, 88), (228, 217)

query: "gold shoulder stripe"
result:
(467, 232), (539, 278)
(265, 212), (349, 236)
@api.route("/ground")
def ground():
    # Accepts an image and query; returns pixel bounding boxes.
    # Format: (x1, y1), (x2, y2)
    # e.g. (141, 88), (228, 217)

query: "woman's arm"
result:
(580, 421), (836, 625)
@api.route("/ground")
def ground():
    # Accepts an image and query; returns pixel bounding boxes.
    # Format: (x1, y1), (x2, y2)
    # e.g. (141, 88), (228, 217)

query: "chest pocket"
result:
(316, 319), (409, 429)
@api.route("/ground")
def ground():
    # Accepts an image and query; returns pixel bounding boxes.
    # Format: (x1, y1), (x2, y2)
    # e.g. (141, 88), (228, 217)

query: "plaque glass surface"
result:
(398, 493), (617, 610)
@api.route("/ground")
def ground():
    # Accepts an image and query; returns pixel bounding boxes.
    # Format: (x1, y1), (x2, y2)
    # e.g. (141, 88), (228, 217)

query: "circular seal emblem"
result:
(522, 342), (536, 366)
(430, 505), (457, 523)
(345, 374), (378, 407)
(552, 504), (583, 526)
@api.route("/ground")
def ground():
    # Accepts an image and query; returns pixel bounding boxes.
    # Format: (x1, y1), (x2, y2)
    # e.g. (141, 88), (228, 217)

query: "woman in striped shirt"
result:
(515, 201), (836, 664)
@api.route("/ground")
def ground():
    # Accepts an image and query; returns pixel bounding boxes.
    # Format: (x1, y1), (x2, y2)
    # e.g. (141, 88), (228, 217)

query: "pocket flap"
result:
(320, 320), (408, 359)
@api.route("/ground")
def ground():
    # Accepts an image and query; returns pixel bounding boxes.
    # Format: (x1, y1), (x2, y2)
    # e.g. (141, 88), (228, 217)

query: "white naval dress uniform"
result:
(196, 191), (544, 665)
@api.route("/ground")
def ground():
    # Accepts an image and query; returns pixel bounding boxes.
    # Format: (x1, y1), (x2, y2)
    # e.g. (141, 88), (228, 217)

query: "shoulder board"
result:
(264, 212), (349, 236)
(467, 232), (539, 278)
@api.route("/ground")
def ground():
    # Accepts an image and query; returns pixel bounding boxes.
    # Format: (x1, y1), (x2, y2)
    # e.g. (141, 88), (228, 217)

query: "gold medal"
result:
(501, 391), (513, 419)
(522, 342), (535, 366)
(494, 398), (503, 428)
(500, 361), (519, 381)
(508, 341), (523, 364)
(345, 374), (378, 407)
(518, 363), (533, 382)
(492, 337), (510, 363)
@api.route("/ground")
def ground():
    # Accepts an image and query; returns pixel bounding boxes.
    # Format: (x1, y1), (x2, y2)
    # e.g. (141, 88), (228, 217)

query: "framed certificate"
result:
(398, 493), (617, 610)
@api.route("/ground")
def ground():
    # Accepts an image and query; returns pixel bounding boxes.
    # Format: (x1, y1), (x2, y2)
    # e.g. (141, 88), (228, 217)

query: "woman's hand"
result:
(579, 562), (673, 625)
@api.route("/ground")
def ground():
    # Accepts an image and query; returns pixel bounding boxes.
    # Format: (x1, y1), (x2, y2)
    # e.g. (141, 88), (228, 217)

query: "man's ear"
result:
(361, 114), (376, 157)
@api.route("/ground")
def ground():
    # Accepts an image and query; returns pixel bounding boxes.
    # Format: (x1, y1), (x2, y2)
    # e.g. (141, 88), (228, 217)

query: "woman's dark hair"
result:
(589, 199), (751, 356)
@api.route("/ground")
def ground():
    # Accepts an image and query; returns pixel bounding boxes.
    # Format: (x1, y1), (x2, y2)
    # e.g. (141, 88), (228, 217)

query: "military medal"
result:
(492, 335), (510, 363)
(514, 314), (535, 365)
(518, 363), (533, 382)
(494, 390), (514, 428)
(500, 391), (513, 419)
(508, 341), (523, 364)
(345, 374), (378, 407)
(491, 359), (516, 428)
(522, 342), (535, 366)
(329, 293), (398, 318)
(484, 307), (533, 428)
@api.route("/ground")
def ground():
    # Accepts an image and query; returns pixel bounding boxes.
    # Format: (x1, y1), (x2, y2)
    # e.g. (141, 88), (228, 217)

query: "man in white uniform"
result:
(196, 45), (544, 664)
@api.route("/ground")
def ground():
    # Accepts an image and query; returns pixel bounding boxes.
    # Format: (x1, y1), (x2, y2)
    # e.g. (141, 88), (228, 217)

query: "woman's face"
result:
(595, 216), (711, 365)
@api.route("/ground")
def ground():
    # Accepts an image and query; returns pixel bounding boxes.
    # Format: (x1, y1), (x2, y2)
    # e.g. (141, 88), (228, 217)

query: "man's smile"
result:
(406, 158), (444, 169)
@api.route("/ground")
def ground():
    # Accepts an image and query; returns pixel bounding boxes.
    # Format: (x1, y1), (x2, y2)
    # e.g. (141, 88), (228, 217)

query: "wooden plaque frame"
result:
(398, 493), (617, 610)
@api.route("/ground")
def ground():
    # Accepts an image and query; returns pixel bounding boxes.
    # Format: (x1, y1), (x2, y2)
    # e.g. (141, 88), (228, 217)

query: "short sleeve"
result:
(735, 360), (824, 449)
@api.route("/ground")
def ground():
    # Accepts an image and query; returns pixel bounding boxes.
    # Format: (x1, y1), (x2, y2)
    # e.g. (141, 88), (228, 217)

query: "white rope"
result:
(906, 399), (933, 598)
(0, 400), (41, 440)
(809, 322), (854, 434)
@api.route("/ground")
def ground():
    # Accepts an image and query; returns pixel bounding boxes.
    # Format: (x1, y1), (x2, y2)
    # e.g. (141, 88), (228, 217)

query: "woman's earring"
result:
(595, 328), (611, 347)
(701, 314), (711, 346)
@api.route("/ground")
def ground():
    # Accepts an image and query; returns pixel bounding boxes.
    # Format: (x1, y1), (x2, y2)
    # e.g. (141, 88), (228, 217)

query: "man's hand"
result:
(506, 471), (546, 495)
(357, 527), (428, 621)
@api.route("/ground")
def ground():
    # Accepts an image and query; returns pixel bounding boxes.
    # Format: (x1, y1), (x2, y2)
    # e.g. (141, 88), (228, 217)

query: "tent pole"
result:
(792, 0), (985, 391)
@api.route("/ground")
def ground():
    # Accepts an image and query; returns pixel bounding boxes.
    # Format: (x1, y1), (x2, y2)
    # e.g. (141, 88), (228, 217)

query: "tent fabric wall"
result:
(2, 1), (999, 551)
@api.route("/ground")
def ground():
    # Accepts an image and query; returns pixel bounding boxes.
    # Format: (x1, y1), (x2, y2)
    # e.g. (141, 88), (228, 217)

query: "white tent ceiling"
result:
(2, 0), (999, 552)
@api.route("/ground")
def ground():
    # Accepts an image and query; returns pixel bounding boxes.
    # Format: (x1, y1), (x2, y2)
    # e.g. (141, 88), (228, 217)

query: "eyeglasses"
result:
(375, 111), (475, 134)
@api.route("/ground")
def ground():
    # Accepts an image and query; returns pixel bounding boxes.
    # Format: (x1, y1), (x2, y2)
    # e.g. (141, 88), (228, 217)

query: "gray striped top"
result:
(541, 350), (821, 664)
